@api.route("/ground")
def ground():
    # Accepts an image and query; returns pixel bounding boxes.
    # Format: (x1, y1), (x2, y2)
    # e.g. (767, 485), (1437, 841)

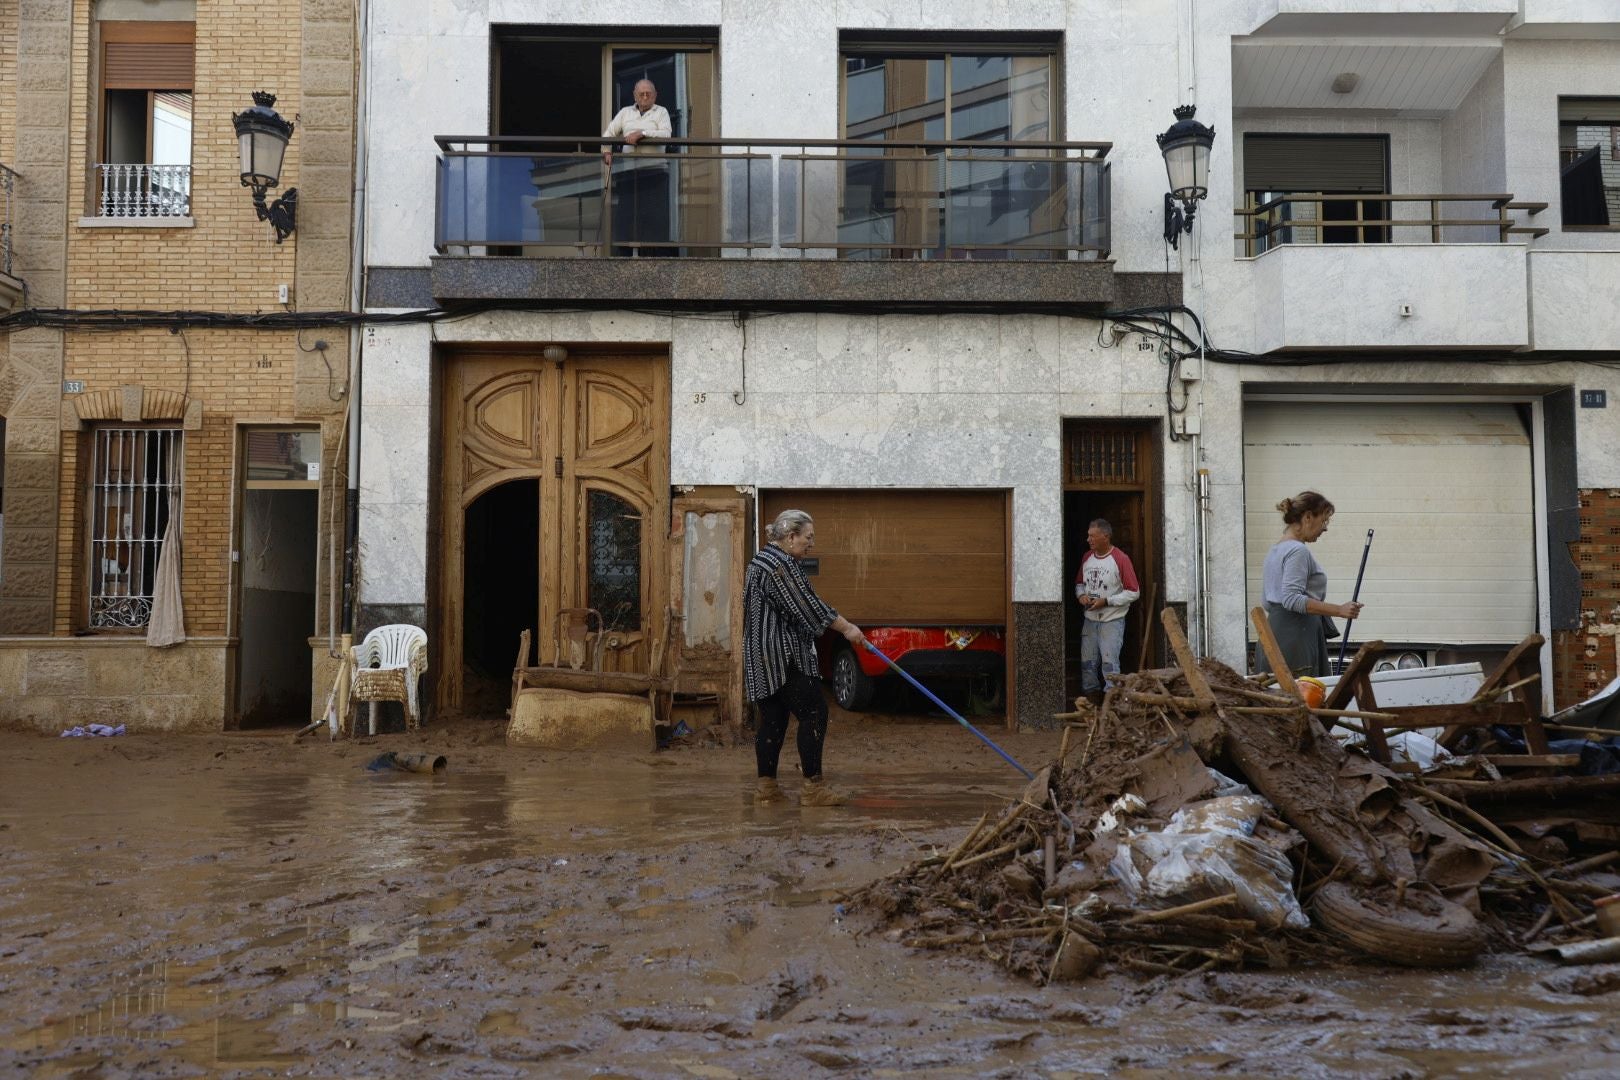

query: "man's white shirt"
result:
(603, 104), (672, 154)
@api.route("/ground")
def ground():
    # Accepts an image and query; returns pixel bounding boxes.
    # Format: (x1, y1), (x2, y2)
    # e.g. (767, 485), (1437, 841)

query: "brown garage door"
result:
(758, 490), (1008, 625)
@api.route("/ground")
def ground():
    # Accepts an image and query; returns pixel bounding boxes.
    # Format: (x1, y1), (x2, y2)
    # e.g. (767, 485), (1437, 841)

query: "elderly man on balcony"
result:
(602, 78), (673, 256)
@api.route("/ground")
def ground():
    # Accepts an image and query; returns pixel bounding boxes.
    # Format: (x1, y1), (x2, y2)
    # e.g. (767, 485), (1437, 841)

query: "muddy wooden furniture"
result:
(350, 624), (429, 735)
(509, 608), (676, 724)
(1323, 634), (1551, 763)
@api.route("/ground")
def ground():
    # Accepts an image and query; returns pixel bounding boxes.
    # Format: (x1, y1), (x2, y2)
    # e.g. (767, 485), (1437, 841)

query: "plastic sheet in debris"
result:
(1109, 795), (1310, 930)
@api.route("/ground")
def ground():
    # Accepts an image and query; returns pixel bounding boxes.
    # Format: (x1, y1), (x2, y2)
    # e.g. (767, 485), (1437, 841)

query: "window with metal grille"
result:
(587, 489), (642, 631)
(1067, 428), (1143, 487)
(88, 427), (182, 629)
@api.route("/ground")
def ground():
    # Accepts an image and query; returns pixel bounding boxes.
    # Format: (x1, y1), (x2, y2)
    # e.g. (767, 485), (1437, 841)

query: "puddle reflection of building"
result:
(9, 916), (414, 1069)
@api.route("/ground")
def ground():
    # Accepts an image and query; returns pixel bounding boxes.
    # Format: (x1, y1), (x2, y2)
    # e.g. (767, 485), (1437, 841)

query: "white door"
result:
(1243, 402), (1537, 647)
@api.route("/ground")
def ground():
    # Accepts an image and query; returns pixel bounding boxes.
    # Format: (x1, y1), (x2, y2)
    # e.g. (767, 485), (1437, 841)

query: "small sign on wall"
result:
(1581, 390), (1607, 409)
(62, 380), (85, 394)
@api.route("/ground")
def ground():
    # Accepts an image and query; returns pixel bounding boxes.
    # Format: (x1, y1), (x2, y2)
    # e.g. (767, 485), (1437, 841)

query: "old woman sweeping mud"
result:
(743, 509), (867, 806)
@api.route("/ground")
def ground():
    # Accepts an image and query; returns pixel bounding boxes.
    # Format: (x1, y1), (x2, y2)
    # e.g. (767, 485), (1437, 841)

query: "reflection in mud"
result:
(3, 727), (1619, 1076)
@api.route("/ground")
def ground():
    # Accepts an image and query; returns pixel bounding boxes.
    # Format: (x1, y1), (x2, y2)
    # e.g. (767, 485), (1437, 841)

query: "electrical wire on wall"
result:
(732, 311), (748, 406)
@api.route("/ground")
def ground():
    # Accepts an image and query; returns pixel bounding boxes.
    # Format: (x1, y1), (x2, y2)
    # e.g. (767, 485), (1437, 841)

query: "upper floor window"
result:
(1560, 97), (1620, 229)
(97, 21), (194, 219)
(838, 39), (1062, 259)
(1240, 134), (1390, 254)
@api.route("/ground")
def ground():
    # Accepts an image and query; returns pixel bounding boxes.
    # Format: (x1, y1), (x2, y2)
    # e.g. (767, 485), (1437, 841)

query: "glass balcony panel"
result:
(435, 139), (1111, 260)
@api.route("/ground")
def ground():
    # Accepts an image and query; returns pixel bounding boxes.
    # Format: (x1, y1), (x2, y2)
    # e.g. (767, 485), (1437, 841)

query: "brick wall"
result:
(0, 0), (354, 731)
(1551, 488), (1620, 709)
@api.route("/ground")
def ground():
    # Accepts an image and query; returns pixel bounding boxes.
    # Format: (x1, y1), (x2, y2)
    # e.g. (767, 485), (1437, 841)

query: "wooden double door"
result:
(439, 349), (669, 714)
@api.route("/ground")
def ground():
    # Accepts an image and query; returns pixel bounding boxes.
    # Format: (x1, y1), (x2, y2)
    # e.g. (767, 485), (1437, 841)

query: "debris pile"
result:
(850, 617), (1620, 983)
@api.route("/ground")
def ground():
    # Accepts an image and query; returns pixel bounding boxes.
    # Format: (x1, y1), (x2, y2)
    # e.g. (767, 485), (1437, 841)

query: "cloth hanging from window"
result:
(147, 446), (186, 648)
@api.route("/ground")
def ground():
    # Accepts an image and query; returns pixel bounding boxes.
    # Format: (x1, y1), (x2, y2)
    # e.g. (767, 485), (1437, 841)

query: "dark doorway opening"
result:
(238, 489), (318, 728)
(1061, 421), (1162, 704)
(463, 478), (539, 715)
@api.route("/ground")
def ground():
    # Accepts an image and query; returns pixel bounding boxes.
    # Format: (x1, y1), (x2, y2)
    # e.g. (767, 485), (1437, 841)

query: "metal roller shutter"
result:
(1243, 402), (1536, 647)
(1243, 134), (1388, 193)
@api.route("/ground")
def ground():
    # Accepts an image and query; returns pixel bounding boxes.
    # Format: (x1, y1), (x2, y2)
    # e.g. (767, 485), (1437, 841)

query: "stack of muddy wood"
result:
(850, 612), (1620, 982)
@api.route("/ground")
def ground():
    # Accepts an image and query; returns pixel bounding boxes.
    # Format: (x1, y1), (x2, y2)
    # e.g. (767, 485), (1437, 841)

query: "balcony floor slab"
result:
(423, 256), (1121, 315)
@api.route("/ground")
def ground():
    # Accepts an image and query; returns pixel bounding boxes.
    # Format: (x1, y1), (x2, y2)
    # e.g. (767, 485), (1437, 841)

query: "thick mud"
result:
(3, 719), (1619, 1078)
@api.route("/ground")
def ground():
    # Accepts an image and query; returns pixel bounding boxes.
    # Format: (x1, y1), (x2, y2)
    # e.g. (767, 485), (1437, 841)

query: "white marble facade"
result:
(361, 1), (1620, 674)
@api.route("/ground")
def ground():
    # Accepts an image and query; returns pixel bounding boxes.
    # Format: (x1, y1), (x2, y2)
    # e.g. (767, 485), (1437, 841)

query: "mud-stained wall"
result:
(0, 638), (229, 731)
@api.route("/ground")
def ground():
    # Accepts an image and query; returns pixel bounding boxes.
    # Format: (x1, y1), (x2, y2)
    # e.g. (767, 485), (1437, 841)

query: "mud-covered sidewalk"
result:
(3, 722), (1618, 1078)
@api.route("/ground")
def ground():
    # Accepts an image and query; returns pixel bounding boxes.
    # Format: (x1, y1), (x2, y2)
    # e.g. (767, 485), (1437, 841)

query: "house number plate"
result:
(62, 380), (85, 394)
(1581, 390), (1607, 409)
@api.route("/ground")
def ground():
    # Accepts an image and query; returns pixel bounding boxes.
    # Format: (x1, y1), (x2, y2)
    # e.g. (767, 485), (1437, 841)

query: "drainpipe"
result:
(341, 0), (372, 642)
(1196, 463), (1212, 656)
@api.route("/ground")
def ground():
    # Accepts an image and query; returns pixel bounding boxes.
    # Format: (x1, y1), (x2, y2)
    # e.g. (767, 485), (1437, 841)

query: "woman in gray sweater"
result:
(1256, 491), (1365, 678)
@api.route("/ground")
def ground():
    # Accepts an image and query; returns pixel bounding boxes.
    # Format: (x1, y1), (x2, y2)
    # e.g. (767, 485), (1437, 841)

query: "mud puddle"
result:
(3, 724), (1619, 1076)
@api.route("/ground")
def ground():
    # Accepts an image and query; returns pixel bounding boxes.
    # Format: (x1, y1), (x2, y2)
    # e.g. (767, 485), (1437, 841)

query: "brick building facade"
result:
(0, 0), (356, 730)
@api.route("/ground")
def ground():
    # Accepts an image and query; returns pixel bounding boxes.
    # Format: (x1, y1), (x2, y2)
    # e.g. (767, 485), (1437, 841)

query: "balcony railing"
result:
(96, 163), (192, 219)
(1, 163), (15, 277)
(1236, 192), (1547, 255)
(435, 136), (1111, 260)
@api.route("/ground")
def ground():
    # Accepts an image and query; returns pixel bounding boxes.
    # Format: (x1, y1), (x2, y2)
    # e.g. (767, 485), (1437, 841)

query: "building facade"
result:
(0, 0), (358, 730)
(6, 1), (1619, 733)
(352, 1), (1620, 730)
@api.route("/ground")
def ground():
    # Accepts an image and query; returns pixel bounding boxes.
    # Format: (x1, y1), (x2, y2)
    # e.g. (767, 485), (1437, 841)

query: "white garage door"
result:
(1244, 402), (1537, 646)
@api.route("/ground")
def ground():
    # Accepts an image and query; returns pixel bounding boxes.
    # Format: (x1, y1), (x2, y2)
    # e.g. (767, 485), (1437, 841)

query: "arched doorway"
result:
(438, 349), (669, 715)
(462, 477), (540, 714)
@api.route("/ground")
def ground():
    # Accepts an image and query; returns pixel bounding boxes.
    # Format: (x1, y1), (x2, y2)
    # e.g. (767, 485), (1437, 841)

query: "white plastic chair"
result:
(350, 624), (429, 734)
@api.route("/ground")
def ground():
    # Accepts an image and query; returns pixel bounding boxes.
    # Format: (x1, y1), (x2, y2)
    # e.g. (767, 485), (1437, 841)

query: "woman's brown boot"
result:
(754, 777), (787, 805)
(799, 776), (849, 807)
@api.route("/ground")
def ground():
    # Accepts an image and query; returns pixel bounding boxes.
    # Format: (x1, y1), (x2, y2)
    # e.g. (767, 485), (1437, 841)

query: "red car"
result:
(818, 625), (1005, 713)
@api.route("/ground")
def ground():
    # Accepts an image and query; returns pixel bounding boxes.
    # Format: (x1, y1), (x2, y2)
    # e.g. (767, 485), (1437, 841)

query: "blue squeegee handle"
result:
(861, 640), (1035, 781)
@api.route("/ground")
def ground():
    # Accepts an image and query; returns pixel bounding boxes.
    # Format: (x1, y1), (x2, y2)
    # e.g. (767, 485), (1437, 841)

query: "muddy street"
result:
(3, 724), (1619, 1078)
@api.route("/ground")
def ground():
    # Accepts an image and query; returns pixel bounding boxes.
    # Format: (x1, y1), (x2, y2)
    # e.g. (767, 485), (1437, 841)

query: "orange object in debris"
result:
(1298, 677), (1327, 709)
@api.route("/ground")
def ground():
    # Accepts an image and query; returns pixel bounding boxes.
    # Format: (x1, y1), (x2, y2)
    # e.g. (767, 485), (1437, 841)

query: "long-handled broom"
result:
(862, 641), (1034, 780)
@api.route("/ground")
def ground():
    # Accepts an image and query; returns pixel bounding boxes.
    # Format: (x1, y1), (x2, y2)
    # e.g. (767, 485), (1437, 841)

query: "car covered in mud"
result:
(818, 625), (1005, 713)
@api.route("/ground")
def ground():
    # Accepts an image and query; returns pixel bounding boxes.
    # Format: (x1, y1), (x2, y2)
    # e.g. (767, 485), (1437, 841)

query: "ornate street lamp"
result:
(1156, 104), (1216, 250)
(232, 91), (298, 243)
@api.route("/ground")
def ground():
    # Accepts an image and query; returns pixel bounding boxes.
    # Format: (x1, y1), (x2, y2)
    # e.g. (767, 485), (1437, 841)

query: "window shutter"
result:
(1243, 135), (1388, 193)
(100, 21), (194, 90)
(1559, 98), (1620, 124)
(104, 42), (193, 89)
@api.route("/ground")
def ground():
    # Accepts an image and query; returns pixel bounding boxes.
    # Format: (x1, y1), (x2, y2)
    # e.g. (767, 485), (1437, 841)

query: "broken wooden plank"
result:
(1249, 607), (1300, 700)
(1322, 640), (1386, 712)
(1483, 754), (1582, 769)
(1161, 607), (1216, 710)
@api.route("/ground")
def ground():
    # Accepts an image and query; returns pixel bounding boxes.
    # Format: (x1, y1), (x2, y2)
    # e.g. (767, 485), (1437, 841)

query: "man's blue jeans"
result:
(1081, 616), (1126, 694)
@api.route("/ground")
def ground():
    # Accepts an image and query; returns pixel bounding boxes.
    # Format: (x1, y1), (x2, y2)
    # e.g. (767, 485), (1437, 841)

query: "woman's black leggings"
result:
(755, 671), (828, 780)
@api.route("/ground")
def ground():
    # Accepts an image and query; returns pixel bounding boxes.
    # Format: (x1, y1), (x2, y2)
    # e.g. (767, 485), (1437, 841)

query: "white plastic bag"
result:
(1108, 796), (1309, 930)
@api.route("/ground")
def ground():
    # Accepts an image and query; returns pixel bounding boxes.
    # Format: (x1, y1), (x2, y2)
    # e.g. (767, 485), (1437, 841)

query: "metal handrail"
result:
(0, 163), (16, 277)
(1234, 191), (1542, 254)
(436, 135), (1111, 259)
(436, 135), (1112, 156)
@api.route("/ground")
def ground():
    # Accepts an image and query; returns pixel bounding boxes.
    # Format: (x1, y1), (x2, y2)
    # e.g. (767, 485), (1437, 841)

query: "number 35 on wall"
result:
(692, 393), (707, 404)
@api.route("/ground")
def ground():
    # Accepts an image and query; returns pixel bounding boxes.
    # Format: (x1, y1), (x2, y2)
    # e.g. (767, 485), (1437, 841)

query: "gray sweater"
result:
(1262, 539), (1326, 613)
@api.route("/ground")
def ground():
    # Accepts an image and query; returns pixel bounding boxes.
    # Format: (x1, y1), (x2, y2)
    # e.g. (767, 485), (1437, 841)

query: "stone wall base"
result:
(0, 637), (233, 733)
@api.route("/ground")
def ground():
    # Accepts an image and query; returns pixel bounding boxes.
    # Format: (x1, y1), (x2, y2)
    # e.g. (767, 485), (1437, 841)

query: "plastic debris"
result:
(60, 724), (126, 738)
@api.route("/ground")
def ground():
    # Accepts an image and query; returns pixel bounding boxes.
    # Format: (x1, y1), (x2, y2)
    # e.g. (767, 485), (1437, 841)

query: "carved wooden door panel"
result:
(559, 355), (669, 675)
(439, 351), (668, 713)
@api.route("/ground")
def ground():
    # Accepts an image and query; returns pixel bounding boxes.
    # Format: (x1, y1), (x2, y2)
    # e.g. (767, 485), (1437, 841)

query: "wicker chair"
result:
(350, 624), (428, 735)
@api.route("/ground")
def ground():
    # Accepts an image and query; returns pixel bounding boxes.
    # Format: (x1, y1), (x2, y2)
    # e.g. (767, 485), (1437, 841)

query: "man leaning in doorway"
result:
(1076, 518), (1140, 704)
(602, 78), (673, 256)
